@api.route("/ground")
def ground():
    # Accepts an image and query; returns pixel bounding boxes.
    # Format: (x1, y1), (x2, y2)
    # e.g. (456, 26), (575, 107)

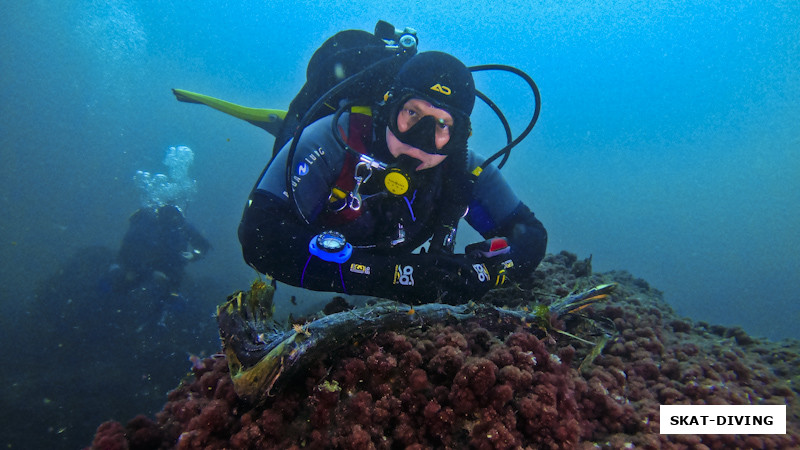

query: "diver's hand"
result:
(424, 251), (510, 304)
(464, 237), (515, 286)
(465, 237), (511, 259)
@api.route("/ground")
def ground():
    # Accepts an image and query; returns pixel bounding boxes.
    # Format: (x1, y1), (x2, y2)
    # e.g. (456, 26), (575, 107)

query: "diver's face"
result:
(386, 98), (453, 170)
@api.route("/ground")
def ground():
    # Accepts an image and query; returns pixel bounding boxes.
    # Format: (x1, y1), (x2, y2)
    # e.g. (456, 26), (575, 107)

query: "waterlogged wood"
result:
(217, 283), (616, 403)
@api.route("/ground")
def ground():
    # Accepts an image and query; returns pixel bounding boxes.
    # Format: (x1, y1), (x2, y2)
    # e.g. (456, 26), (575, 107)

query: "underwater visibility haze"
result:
(1, 0), (799, 448)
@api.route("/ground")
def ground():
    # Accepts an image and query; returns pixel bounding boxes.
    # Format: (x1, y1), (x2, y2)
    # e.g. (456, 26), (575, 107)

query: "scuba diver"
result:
(175, 22), (546, 305)
(114, 204), (211, 298)
(238, 51), (546, 304)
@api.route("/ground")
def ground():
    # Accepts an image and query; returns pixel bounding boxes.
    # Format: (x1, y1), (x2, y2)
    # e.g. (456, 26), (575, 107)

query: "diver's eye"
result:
(436, 120), (449, 131)
(399, 108), (422, 130)
(403, 109), (419, 124)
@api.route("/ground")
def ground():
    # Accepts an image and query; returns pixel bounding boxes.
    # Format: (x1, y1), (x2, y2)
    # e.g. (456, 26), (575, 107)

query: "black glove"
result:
(419, 244), (512, 304)
(464, 237), (515, 287)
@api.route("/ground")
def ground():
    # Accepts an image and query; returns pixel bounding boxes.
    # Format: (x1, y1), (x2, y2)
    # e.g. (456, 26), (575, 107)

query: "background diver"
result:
(114, 204), (211, 298)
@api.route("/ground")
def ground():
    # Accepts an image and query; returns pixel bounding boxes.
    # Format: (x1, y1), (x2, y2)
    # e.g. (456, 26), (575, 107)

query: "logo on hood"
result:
(430, 84), (452, 95)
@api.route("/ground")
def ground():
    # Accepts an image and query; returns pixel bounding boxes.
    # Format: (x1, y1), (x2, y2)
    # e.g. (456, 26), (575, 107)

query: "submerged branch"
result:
(217, 282), (617, 403)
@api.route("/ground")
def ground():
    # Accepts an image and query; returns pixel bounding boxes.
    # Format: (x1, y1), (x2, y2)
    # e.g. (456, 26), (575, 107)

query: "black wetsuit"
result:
(239, 112), (547, 304)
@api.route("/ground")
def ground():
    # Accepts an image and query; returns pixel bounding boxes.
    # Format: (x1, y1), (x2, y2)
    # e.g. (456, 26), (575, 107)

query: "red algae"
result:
(88, 252), (800, 449)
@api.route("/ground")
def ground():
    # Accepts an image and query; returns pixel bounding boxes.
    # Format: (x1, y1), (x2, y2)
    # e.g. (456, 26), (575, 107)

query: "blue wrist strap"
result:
(308, 234), (353, 263)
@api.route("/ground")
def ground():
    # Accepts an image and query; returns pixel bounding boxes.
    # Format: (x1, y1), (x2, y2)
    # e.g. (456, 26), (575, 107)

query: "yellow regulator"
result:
(384, 168), (411, 196)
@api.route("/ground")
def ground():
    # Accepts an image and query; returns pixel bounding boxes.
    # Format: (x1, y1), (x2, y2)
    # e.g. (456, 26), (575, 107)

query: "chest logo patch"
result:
(296, 162), (309, 176)
(393, 265), (414, 286)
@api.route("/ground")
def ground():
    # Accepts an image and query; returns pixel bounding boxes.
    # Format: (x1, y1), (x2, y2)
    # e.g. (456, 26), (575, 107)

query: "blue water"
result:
(2, 1), (798, 448)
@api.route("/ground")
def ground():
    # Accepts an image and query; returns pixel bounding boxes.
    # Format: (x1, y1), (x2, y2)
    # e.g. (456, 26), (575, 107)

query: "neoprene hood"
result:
(393, 51), (476, 118)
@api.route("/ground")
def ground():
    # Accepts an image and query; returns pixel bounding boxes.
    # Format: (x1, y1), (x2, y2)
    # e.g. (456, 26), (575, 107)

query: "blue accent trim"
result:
(467, 200), (496, 234)
(300, 255), (312, 287)
(403, 190), (418, 221)
(338, 264), (347, 294)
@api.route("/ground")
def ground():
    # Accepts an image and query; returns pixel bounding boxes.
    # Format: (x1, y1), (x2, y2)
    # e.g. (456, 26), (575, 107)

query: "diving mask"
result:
(387, 93), (470, 156)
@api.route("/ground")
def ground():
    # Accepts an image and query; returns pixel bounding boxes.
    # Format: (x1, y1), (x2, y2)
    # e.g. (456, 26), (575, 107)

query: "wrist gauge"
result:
(309, 230), (353, 263)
